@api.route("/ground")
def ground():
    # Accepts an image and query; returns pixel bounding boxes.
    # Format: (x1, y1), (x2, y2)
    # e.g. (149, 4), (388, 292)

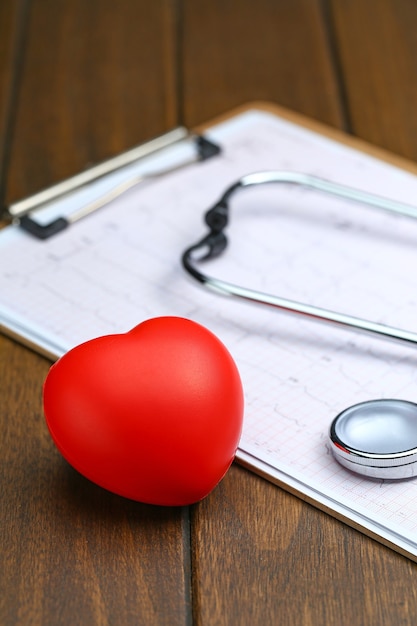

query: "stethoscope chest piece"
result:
(329, 399), (417, 479)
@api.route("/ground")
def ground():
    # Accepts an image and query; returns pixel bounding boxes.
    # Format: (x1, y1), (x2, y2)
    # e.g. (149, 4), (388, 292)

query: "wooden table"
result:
(2, 2), (417, 624)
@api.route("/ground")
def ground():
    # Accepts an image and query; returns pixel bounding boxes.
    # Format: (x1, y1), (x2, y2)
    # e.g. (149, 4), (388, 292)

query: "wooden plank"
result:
(329, 0), (417, 160)
(193, 465), (417, 625)
(5, 0), (179, 205)
(4, 0), (417, 623)
(181, 0), (345, 128)
(0, 335), (190, 626)
(182, 2), (417, 624)
(0, 0), (26, 205)
(0, 2), (191, 624)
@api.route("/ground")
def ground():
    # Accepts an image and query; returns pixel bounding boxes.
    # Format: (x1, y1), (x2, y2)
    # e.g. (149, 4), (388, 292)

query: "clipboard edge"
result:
(0, 322), (61, 362)
(3, 100), (417, 562)
(7, 100), (417, 219)
(235, 449), (417, 564)
(6, 126), (191, 219)
(195, 100), (417, 179)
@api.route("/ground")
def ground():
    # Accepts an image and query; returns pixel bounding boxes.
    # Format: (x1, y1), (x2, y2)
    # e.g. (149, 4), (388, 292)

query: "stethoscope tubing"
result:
(182, 171), (417, 348)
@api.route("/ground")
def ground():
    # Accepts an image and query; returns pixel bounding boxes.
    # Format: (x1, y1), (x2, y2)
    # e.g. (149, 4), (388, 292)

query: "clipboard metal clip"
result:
(11, 128), (221, 240)
(182, 170), (417, 347)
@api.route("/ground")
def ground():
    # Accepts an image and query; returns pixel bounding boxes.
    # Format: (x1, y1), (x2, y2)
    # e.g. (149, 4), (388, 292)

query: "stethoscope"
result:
(182, 171), (417, 479)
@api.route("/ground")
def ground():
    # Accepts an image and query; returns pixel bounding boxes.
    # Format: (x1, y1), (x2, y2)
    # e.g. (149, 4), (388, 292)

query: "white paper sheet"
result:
(3, 107), (417, 558)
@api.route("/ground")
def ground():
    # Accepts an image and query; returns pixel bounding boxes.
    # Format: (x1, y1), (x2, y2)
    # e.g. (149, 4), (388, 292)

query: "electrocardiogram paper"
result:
(2, 107), (417, 557)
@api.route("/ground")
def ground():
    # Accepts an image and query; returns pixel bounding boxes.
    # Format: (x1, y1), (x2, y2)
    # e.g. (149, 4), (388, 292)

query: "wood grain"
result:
(192, 464), (417, 626)
(3, 0), (417, 624)
(0, 2), (190, 625)
(0, 333), (191, 625)
(181, 0), (345, 128)
(5, 0), (179, 206)
(181, 2), (417, 625)
(329, 0), (417, 161)
(0, 0), (27, 207)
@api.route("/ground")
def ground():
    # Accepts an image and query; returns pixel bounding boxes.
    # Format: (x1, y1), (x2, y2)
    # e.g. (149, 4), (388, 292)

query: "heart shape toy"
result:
(43, 317), (244, 505)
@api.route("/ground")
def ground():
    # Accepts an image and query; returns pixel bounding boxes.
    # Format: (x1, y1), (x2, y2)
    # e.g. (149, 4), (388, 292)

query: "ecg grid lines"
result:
(3, 109), (417, 552)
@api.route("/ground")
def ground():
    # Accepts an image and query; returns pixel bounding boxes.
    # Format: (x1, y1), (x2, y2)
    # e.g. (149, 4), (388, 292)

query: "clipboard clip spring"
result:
(182, 170), (417, 347)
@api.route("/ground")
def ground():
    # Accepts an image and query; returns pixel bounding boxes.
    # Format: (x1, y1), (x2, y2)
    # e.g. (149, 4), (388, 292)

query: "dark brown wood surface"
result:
(2, 2), (417, 624)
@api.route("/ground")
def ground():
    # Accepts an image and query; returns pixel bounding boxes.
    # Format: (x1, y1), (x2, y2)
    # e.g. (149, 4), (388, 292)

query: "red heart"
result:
(43, 317), (244, 505)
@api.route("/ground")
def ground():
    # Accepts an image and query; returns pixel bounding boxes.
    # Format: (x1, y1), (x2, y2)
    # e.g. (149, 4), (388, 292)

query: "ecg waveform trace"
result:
(2, 108), (417, 556)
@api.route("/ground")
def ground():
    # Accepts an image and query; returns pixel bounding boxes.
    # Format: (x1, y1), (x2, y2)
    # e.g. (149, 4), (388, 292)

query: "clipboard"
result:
(3, 102), (417, 561)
